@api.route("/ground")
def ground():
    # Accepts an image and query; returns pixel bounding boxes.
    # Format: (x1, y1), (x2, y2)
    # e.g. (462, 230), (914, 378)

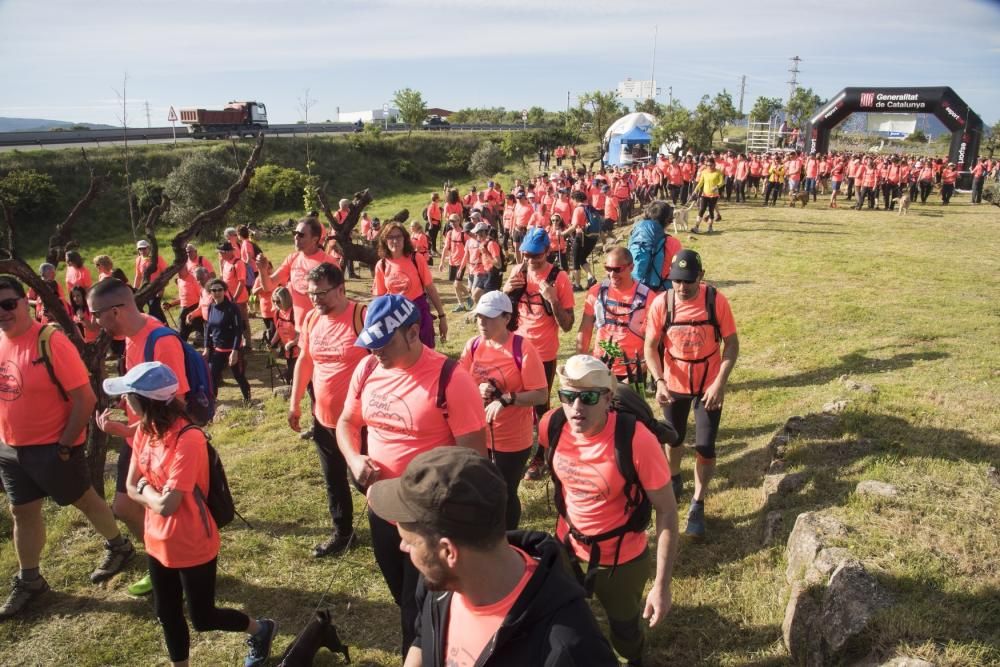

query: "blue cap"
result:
(103, 361), (179, 402)
(520, 227), (550, 254)
(355, 295), (421, 349)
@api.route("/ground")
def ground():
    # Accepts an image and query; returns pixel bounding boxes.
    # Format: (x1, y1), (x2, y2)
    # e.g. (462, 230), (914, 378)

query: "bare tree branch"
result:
(317, 187), (379, 266)
(0, 202), (16, 259)
(45, 164), (107, 266)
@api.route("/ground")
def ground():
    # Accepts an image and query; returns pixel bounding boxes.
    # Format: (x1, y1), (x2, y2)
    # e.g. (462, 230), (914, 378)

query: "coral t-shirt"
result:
(458, 334), (547, 453)
(343, 346), (486, 481)
(65, 265), (93, 292)
(645, 284), (737, 395)
(445, 548), (538, 666)
(124, 316), (190, 428)
(239, 239), (258, 274)
(444, 229), (467, 267)
(300, 303), (369, 429)
(0, 322), (90, 446)
(513, 202), (534, 229)
(273, 249), (342, 329)
(512, 264), (575, 362)
(134, 254), (168, 289)
(539, 411), (670, 565)
(221, 258), (249, 304)
(372, 253), (432, 302)
(584, 281), (649, 377)
(255, 276), (274, 320)
(177, 257), (210, 308)
(134, 420), (219, 568)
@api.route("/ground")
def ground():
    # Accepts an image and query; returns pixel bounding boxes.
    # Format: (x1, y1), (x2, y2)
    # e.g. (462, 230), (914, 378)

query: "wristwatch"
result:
(499, 392), (516, 407)
(136, 478), (149, 495)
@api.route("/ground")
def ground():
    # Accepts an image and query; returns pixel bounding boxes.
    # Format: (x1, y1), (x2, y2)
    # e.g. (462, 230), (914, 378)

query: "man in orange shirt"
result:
(0, 277), (135, 619)
(288, 262), (369, 558)
(216, 241), (252, 347)
(644, 250), (739, 539)
(337, 294), (486, 657)
(133, 239), (168, 323)
(370, 447), (618, 667)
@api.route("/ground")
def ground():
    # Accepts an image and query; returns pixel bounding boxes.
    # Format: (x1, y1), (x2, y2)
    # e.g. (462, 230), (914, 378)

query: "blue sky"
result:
(1, 0), (998, 127)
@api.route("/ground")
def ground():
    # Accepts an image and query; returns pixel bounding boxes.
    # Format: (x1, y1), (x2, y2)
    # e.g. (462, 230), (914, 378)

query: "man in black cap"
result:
(369, 447), (618, 667)
(643, 249), (739, 539)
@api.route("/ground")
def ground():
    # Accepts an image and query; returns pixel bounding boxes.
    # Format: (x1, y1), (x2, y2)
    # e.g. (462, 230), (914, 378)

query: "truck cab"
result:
(228, 101), (268, 128)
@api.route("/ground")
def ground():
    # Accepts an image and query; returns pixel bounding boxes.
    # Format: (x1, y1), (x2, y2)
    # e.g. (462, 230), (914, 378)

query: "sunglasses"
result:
(209, 287), (225, 293)
(92, 303), (125, 317)
(557, 389), (608, 406)
(523, 252), (544, 259)
(0, 297), (22, 311)
(307, 288), (332, 298)
(604, 264), (632, 274)
(293, 230), (307, 238)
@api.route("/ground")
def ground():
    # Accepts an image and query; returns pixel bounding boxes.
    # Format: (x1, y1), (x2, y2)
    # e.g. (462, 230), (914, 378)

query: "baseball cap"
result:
(667, 249), (703, 282)
(354, 294), (421, 350)
(473, 222), (491, 235)
(474, 291), (512, 318)
(557, 354), (616, 392)
(515, 191), (526, 198)
(136, 240), (150, 250)
(520, 227), (550, 254)
(527, 192), (536, 199)
(368, 447), (506, 541)
(216, 241), (234, 252)
(463, 222), (475, 233)
(103, 362), (179, 402)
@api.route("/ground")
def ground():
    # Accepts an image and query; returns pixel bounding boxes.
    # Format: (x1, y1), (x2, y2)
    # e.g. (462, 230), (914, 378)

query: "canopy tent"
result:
(603, 112), (656, 166)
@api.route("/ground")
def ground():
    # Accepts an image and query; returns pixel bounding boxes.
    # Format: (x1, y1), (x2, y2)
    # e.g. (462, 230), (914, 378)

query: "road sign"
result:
(167, 106), (178, 122)
(617, 79), (656, 100)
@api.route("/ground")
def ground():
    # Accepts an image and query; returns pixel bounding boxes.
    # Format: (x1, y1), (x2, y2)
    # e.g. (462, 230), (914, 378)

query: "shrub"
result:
(252, 164), (308, 210)
(163, 152), (239, 230)
(468, 141), (504, 178)
(393, 159), (421, 182)
(0, 169), (60, 221)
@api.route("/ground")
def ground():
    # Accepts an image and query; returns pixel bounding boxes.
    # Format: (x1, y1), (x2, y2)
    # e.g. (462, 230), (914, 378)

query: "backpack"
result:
(178, 424), (246, 530)
(506, 264), (561, 332)
(659, 285), (722, 396)
(242, 259), (256, 297)
(582, 204), (604, 235)
(545, 406), (653, 595)
(144, 328), (215, 425)
(36, 324), (69, 402)
(628, 218), (668, 291)
(469, 334), (524, 371)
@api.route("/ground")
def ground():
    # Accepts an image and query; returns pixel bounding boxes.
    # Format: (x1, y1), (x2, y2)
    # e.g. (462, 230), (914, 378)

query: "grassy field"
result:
(1, 185), (998, 666)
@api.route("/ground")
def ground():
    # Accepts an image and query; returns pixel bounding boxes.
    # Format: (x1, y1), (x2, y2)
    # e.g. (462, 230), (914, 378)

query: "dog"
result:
(277, 609), (351, 666)
(787, 191), (810, 208)
(893, 192), (911, 216)
(671, 200), (696, 234)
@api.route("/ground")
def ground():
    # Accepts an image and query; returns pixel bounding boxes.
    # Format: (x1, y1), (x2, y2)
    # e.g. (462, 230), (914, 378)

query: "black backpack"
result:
(659, 284), (722, 395)
(180, 424), (244, 530)
(506, 264), (561, 332)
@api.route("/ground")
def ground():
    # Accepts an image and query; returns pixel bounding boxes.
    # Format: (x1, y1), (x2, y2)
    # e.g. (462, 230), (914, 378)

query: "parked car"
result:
(422, 115), (450, 130)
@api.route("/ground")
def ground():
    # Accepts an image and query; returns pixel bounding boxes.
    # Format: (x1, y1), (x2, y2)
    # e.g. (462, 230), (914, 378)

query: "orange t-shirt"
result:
(584, 281), (649, 377)
(411, 232), (430, 263)
(444, 547), (538, 666)
(133, 420), (219, 568)
(472, 239), (501, 275)
(372, 253), (432, 302)
(124, 316), (191, 427)
(443, 201), (464, 221)
(177, 257), (210, 308)
(644, 285), (737, 395)
(444, 228), (468, 267)
(343, 346), (486, 481)
(539, 411), (670, 565)
(300, 303), (369, 429)
(273, 249), (342, 328)
(0, 322), (90, 446)
(221, 258), (249, 304)
(512, 202), (534, 230)
(512, 265), (575, 362)
(552, 198), (573, 224)
(273, 308), (298, 359)
(458, 334), (547, 453)
(197, 288), (212, 321)
(239, 239), (258, 274)
(65, 265), (93, 292)
(255, 276), (275, 319)
(134, 254), (168, 289)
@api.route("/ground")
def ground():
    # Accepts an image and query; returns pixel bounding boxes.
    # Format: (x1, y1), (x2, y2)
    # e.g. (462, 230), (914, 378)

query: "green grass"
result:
(2, 186), (999, 666)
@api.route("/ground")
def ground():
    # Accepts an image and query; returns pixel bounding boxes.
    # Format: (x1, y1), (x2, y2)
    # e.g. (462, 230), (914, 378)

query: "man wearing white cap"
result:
(133, 239), (168, 323)
(538, 354), (678, 667)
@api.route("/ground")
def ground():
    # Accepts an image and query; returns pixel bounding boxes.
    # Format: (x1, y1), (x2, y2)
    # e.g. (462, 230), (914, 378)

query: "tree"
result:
(786, 87), (824, 128)
(163, 152), (240, 231)
(468, 141), (504, 177)
(650, 101), (691, 154)
(578, 90), (625, 142)
(527, 106), (546, 126)
(0, 169), (60, 221)
(393, 88), (427, 137)
(749, 96), (784, 122)
(634, 98), (665, 116)
(710, 90), (739, 142)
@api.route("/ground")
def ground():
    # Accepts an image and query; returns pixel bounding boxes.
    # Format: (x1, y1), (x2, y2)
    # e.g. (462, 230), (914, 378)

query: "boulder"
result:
(879, 658), (936, 667)
(784, 415), (806, 435)
(856, 480), (898, 498)
(782, 581), (823, 666)
(820, 560), (892, 654)
(823, 399), (850, 415)
(786, 512), (848, 584)
(763, 472), (807, 507)
(768, 433), (790, 459)
(987, 465), (1000, 488)
(767, 459), (787, 475)
(804, 547), (853, 585)
(272, 384), (293, 399)
(843, 379), (877, 393)
(763, 510), (784, 546)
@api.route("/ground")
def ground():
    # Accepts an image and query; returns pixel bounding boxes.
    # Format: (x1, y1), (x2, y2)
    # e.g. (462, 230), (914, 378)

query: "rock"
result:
(214, 404), (232, 419)
(856, 480), (898, 498)
(767, 459), (787, 475)
(820, 560), (892, 655)
(768, 433), (790, 459)
(784, 415), (806, 435)
(987, 465), (1000, 487)
(844, 379), (862, 390)
(844, 379), (877, 393)
(823, 399), (850, 414)
(763, 472), (807, 507)
(804, 547), (853, 585)
(782, 581), (823, 666)
(272, 384), (293, 399)
(763, 510), (784, 546)
(879, 658), (936, 667)
(786, 512), (848, 584)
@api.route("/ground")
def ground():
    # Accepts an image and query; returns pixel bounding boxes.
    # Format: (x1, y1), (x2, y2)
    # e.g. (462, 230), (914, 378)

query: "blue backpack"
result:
(583, 205), (604, 235)
(628, 218), (668, 291)
(144, 327), (216, 425)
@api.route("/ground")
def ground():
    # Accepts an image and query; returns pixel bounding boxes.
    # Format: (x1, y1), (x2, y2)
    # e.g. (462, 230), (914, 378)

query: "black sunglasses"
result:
(672, 279), (696, 285)
(0, 297), (22, 311)
(293, 230), (307, 238)
(604, 264), (632, 274)
(209, 287), (226, 293)
(92, 303), (125, 317)
(557, 389), (608, 406)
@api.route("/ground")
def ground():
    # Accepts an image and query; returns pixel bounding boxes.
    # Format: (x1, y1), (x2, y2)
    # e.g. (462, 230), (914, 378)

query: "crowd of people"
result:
(0, 143), (989, 665)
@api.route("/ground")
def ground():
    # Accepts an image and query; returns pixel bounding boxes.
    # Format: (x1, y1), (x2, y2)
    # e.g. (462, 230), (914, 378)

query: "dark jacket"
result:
(412, 530), (618, 667)
(204, 298), (243, 351)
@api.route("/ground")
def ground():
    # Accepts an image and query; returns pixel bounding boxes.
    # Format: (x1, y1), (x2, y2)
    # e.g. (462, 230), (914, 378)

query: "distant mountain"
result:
(0, 117), (117, 132)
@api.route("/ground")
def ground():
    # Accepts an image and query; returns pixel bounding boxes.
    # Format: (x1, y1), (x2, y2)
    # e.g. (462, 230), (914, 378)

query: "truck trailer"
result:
(179, 101), (268, 139)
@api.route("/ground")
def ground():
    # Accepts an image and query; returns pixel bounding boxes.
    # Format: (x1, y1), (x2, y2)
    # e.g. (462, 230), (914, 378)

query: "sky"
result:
(1, 0), (999, 127)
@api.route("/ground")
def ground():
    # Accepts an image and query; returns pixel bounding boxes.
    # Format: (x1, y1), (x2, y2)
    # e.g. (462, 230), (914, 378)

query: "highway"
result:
(0, 123), (536, 152)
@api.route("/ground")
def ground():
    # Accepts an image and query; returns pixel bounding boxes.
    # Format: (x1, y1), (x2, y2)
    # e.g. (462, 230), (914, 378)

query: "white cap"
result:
(103, 361), (179, 402)
(136, 240), (150, 249)
(474, 291), (512, 318)
(557, 354), (616, 392)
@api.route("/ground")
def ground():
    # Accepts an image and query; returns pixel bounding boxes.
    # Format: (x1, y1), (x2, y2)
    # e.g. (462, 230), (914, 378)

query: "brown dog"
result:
(787, 191), (810, 208)
(277, 609), (350, 666)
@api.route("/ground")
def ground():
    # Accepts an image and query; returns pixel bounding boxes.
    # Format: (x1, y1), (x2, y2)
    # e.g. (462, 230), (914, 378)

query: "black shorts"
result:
(448, 265), (466, 282)
(573, 234), (599, 268)
(116, 443), (132, 494)
(0, 442), (92, 506)
(512, 227), (527, 246)
(472, 270), (501, 292)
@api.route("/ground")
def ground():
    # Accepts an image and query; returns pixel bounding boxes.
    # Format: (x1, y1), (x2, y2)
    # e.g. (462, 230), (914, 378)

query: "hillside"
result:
(0, 117), (117, 132)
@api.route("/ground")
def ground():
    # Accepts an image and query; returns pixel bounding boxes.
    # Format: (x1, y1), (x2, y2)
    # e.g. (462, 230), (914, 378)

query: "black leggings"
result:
(491, 447), (533, 530)
(369, 508), (420, 658)
(208, 350), (251, 401)
(312, 425), (354, 534)
(665, 392), (722, 460)
(764, 181), (781, 205)
(178, 305), (200, 342)
(428, 224), (441, 253)
(148, 555), (249, 662)
(919, 180), (933, 203)
(698, 197), (718, 220)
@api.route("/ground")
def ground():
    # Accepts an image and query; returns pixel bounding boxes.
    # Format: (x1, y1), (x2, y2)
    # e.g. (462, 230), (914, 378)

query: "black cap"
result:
(216, 241), (234, 252)
(667, 249), (703, 282)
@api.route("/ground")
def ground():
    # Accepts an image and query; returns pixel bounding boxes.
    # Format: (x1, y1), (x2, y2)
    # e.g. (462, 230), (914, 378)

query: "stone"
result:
(804, 547), (854, 585)
(786, 512), (848, 584)
(784, 415), (806, 435)
(767, 459), (787, 475)
(820, 560), (892, 655)
(856, 480), (899, 498)
(844, 379), (862, 390)
(823, 399), (850, 415)
(272, 384), (293, 399)
(763, 472), (807, 507)
(879, 658), (936, 667)
(763, 510), (784, 546)
(768, 433), (790, 459)
(844, 379), (877, 393)
(782, 581), (823, 666)
(987, 465), (1000, 487)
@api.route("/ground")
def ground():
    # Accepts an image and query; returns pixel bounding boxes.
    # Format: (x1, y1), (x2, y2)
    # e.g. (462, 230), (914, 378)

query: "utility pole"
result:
(649, 24), (657, 102)
(144, 100), (151, 128)
(738, 75), (746, 117)
(787, 56), (802, 108)
(668, 86), (673, 107)
(566, 91), (570, 113)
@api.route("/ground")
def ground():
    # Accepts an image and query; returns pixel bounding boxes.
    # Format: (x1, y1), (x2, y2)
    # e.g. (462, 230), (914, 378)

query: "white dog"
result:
(893, 191), (911, 216)
(672, 200), (696, 234)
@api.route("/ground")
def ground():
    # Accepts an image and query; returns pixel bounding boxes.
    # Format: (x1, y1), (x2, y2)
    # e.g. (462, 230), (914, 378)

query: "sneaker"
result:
(671, 475), (683, 504)
(299, 427), (314, 440)
(523, 459), (547, 481)
(90, 539), (135, 583)
(244, 618), (277, 667)
(0, 575), (50, 620)
(685, 502), (706, 539)
(312, 530), (355, 558)
(572, 284), (584, 292)
(451, 303), (468, 313)
(586, 277), (597, 288)
(127, 573), (153, 597)
(464, 298), (474, 310)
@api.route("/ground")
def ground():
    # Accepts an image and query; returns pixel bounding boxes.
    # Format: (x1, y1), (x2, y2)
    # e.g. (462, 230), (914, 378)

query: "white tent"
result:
(603, 112), (657, 166)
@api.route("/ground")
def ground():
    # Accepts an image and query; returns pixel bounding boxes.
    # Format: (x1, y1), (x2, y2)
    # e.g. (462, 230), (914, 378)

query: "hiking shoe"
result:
(451, 303), (468, 313)
(244, 618), (277, 667)
(586, 277), (597, 288)
(299, 427), (314, 440)
(0, 575), (50, 620)
(572, 284), (584, 292)
(464, 298), (474, 310)
(90, 539), (135, 583)
(312, 530), (355, 558)
(523, 460), (547, 481)
(127, 573), (153, 597)
(671, 476), (684, 504)
(685, 502), (706, 539)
